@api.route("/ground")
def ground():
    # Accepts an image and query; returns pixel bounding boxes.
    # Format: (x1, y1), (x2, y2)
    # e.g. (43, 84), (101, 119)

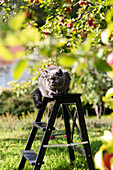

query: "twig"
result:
(72, 1), (96, 22)
(73, 8), (95, 22)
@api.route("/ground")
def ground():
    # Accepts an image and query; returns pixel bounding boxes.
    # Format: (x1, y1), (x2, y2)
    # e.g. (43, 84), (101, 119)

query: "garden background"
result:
(0, 0), (113, 169)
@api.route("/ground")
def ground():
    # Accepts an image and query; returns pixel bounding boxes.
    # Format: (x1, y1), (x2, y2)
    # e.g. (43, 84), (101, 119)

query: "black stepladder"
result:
(18, 94), (95, 170)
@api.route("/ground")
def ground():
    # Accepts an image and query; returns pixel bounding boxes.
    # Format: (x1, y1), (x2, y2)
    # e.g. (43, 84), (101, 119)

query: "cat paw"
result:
(35, 102), (43, 109)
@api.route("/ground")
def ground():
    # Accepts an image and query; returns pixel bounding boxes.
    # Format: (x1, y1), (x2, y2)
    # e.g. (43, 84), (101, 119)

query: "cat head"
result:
(45, 68), (65, 91)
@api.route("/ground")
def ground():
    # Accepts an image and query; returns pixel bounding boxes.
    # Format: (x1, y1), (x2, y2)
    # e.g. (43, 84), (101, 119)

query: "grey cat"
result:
(33, 65), (71, 109)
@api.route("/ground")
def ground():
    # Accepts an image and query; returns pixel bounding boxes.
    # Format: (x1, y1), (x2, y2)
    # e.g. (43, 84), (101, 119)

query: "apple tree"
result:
(0, 0), (113, 119)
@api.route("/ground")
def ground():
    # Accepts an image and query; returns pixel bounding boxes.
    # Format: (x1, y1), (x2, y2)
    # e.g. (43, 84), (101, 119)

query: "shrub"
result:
(0, 90), (35, 117)
(72, 67), (113, 119)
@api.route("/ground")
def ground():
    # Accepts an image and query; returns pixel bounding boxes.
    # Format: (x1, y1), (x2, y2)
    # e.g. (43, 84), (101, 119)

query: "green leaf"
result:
(57, 38), (68, 47)
(5, 33), (22, 46)
(19, 27), (40, 46)
(105, 140), (113, 154)
(94, 145), (105, 170)
(105, 0), (113, 5)
(101, 23), (113, 44)
(94, 59), (112, 72)
(13, 59), (27, 79)
(101, 29), (110, 44)
(106, 9), (113, 23)
(59, 53), (76, 66)
(0, 39), (14, 61)
(97, 48), (104, 58)
(106, 88), (113, 98)
(111, 157), (113, 170)
(9, 13), (26, 31)
(107, 98), (113, 109)
(102, 88), (113, 102)
(77, 33), (94, 55)
(15, 50), (25, 59)
(0, 22), (10, 31)
(101, 130), (113, 143)
(108, 70), (113, 78)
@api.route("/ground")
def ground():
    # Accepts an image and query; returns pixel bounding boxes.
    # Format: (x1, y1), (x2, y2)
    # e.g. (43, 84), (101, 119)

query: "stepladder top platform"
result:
(43, 93), (81, 103)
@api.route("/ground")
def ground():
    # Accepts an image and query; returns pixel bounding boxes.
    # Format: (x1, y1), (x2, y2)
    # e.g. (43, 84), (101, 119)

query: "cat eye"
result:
(55, 77), (58, 80)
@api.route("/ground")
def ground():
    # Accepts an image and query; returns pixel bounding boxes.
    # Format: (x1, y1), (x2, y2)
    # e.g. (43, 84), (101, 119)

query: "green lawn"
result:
(0, 113), (113, 170)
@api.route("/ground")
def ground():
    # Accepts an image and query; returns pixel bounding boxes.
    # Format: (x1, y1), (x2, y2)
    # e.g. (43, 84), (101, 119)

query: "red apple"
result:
(103, 153), (113, 170)
(45, 64), (50, 68)
(35, 0), (39, 3)
(67, 22), (73, 29)
(81, 32), (87, 38)
(44, 31), (50, 38)
(30, 0), (34, 2)
(67, 47), (71, 49)
(50, 136), (55, 139)
(66, 0), (70, 2)
(93, 24), (97, 29)
(79, 0), (87, 5)
(26, 11), (32, 18)
(28, 23), (33, 28)
(40, 68), (43, 73)
(111, 124), (113, 135)
(87, 18), (93, 27)
(72, 28), (77, 32)
(3, 0), (8, 3)
(107, 52), (113, 66)
(66, 7), (71, 13)
(110, 34), (113, 38)
(44, 31), (50, 35)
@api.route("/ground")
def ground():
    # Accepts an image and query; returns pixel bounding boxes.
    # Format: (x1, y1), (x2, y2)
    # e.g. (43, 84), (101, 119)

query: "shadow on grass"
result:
(90, 140), (102, 156)
(53, 163), (75, 170)
(51, 158), (88, 170)
(0, 138), (27, 143)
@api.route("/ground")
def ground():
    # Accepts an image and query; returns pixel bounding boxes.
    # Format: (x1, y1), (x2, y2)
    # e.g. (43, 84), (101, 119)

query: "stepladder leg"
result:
(62, 104), (75, 162)
(18, 98), (48, 170)
(75, 96), (95, 170)
(18, 126), (38, 170)
(33, 100), (60, 170)
(18, 156), (26, 170)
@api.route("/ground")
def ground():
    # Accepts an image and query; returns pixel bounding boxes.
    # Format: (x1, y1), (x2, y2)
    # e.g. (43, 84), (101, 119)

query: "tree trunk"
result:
(94, 103), (102, 120)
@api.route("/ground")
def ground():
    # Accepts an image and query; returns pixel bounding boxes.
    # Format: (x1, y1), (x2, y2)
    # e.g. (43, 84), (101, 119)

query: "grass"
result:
(0, 112), (113, 170)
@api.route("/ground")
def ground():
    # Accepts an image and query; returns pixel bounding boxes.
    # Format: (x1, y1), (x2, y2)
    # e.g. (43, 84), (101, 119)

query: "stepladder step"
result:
(32, 122), (55, 131)
(22, 150), (44, 166)
(43, 141), (88, 148)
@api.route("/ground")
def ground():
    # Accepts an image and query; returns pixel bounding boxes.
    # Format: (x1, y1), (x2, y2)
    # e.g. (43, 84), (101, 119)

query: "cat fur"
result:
(33, 65), (71, 109)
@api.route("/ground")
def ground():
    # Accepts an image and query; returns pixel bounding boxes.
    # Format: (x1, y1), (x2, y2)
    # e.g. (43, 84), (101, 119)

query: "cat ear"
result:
(57, 68), (63, 76)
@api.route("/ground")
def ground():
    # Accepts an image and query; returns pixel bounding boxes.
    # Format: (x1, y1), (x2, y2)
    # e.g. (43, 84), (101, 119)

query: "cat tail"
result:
(33, 88), (43, 109)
